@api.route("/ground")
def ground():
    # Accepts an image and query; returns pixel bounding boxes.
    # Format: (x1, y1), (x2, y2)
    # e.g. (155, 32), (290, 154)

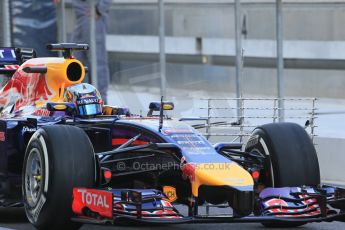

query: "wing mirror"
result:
(46, 102), (77, 115)
(147, 102), (174, 117)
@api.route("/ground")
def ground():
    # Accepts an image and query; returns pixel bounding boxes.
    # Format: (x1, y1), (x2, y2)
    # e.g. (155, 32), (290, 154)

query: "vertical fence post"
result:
(239, 97), (245, 143)
(89, 0), (98, 87)
(310, 98), (317, 143)
(235, 0), (242, 122)
(1, 0), (11, 46)
(276, 0), (284, 122)
(59, 0), (67, 42)
(159, 0), (167, 98)
(273, 98), (278, 123)
(206, 99), (211, 140)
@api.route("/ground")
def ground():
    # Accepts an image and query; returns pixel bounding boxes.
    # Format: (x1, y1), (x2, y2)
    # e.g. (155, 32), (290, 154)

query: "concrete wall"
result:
(63, 1), (345, 41)
(61, 1), (345, 98)
(104, 1), (345, 98)
(108, 1), (345, 40)
(315, 137), (345, 187)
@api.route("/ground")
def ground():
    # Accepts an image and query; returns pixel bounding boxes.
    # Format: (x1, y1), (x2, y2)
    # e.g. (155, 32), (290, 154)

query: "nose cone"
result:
(190, 162), (254, 197)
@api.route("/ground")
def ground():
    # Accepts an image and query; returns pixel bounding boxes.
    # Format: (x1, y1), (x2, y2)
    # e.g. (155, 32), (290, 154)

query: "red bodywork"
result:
(0, 65), (53, 112)
(72, 188), (113, 219)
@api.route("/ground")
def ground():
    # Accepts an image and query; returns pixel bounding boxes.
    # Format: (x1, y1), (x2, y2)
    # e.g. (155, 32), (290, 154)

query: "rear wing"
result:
(0, 47), (37, 75)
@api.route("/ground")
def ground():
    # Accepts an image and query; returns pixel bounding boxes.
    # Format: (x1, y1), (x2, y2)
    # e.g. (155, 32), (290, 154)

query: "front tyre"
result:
(245, 123), (320, 228)
(23, 125), (95, 230)
(245, 122), (320, 187)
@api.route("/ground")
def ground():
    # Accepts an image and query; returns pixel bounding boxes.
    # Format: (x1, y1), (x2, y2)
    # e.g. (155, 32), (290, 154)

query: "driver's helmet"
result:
(63, 83), (103, 117)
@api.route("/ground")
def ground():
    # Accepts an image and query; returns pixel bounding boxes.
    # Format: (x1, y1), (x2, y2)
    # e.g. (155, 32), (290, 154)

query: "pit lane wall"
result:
(315, 137), (345, 188)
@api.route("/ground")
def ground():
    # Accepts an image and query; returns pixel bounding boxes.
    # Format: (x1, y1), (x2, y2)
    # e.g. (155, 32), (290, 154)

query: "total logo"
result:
(72, 188), (113, 218)
(77, 189), (110, 208)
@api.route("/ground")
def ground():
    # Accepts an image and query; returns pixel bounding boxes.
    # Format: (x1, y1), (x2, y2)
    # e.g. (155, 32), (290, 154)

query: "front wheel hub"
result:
(25, 148), (44, 207)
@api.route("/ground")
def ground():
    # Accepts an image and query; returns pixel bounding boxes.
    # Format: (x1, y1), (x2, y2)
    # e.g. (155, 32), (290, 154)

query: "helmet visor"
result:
(78, 104), (102, 116)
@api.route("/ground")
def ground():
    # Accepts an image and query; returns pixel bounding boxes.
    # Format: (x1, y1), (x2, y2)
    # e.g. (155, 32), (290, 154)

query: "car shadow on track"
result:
(0, 207), (28, 223)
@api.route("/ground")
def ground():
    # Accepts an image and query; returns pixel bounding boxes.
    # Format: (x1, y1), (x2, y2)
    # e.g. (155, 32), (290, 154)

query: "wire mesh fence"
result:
(196, 98), (317, 143)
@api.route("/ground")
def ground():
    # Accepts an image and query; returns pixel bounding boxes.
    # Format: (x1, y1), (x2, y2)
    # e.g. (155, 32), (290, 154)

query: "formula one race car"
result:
(0, 44), (345, 230)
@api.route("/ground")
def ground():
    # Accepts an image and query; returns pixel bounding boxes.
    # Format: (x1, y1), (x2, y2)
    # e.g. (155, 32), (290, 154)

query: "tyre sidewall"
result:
(245, 129), (276, 187)
(23, 130), (50, 227)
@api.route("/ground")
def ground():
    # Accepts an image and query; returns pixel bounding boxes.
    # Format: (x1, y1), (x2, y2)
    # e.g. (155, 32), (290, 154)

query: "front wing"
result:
(71, 186), (345, 225)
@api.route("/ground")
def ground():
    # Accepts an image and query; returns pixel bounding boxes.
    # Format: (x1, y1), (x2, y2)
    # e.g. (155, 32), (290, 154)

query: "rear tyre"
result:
(23, 125), (95, 230)
(245, 122), (320, 227)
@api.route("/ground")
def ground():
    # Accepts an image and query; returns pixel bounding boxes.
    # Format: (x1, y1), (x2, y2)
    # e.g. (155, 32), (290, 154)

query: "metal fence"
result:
(198, 98), (317, 143)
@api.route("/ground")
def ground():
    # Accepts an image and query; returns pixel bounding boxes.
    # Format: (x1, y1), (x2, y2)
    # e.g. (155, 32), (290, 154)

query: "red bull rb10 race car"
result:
(0, 44), (344, 230)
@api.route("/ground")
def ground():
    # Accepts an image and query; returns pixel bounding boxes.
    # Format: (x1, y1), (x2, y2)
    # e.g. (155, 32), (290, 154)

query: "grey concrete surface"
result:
(315, 137), (345, 188)
(57, 0), (345, 99)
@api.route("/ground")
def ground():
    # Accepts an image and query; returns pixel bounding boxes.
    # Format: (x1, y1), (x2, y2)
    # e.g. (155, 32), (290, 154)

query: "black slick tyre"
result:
(23, 125), (95, 230)
(245, 122), (320, 227)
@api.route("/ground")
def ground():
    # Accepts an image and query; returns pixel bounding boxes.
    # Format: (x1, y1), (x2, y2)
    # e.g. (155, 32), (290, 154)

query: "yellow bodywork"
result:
(191, 162), (253, 197)
(21, 57), (85, 107)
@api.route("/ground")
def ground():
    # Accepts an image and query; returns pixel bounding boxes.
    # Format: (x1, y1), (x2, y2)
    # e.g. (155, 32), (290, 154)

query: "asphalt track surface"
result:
(0, 208), (344, 230)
